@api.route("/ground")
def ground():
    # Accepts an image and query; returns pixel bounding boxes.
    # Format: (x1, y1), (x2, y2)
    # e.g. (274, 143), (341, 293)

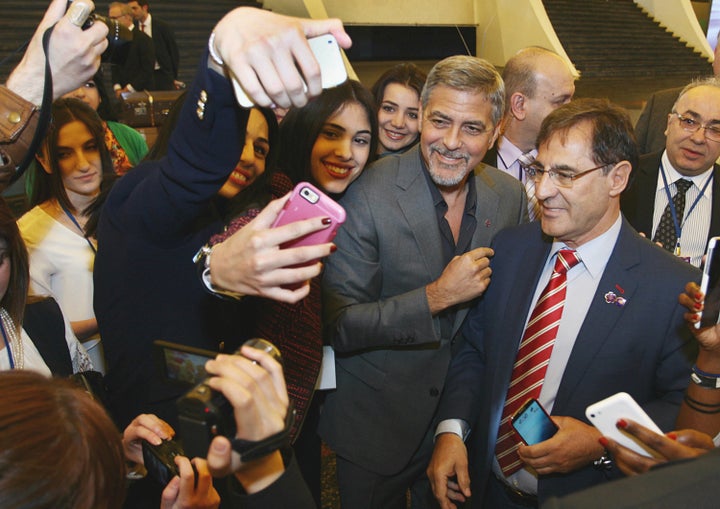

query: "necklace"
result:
(0, 308), (23, 369)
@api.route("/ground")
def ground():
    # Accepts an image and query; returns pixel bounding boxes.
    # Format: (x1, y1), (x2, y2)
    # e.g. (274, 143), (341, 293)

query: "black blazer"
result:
(149, 17), (179, 89)
(111, 29), (156, 91)
(23, 297), (72, 376)
(634, 87), (681, 155)
(621, 150), (720, 250)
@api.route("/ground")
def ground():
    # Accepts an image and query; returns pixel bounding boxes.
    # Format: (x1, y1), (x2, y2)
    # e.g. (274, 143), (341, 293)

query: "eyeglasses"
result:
(522, 161), (610, 188)
(670, 112), (720, 142)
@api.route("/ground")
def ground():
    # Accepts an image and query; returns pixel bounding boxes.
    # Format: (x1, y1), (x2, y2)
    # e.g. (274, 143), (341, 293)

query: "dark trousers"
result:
(335, 423), (439, 509)
(484, 474), (538, 509)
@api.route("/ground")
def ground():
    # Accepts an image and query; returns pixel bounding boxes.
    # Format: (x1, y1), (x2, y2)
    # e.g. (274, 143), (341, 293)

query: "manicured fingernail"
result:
(322, 217), (332, 225)
(330, 244), (337, 253)
(693, 314), (701, 321)
(211, 440), (229, 453)
(694, 302), (702, 310)
(696, 293), (703, 300)
(617, 419), (628, 429)
(667, 432), (677, 440)
(598, 437), (609, 447)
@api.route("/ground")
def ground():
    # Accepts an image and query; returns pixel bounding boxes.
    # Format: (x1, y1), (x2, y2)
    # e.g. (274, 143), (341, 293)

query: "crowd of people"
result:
(2, 0), (720, 508)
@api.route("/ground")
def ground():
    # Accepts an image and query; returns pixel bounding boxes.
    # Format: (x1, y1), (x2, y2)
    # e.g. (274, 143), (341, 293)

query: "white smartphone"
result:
(585, 392), (663, 458)
(696, 236), (720, 329)
(231, 34), (348, 108)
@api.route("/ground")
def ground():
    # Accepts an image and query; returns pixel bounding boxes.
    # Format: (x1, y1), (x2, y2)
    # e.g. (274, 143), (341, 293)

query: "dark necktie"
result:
(495, 249), (581, 476)
(652, 179), (693, 252)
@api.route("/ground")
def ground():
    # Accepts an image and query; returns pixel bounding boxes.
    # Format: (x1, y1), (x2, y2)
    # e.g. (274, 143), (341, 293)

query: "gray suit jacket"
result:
(319, 145), (528, 475)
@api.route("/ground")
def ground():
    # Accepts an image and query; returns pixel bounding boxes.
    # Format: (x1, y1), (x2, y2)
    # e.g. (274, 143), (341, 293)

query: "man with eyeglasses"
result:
(108, 2), (155, 97)
(320, 55), (528, 509)
(622, 77), (720, 267)
(635, 35), (720, 156)
(428, 98), (698, 508)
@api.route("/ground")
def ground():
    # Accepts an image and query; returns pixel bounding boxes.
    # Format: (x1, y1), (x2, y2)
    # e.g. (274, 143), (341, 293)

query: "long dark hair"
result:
(277, 80), (378, 187)
(29, 98), (113, 212)
(370, 63), (427, 110)
(0, 198), (28, 328)
(143, 92), (280, 220)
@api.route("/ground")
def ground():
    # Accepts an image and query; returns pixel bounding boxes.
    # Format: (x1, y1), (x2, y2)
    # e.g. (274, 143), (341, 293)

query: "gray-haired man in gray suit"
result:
(319, 55), (528, 509)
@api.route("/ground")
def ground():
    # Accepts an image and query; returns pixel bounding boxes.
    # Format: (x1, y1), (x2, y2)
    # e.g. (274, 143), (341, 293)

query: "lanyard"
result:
(659, 163), (712, 255)
(0, 316), (14, 369)
(60, 202), (97, 254)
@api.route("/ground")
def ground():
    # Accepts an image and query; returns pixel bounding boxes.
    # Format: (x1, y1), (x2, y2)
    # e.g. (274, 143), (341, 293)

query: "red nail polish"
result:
(598, 437), (609, 447)
(322, 217), (332, 225)
(694, 302), (703, 310)
(617, 418), (628, 429)
(330, 244), (337, 253)
(667, 432), (677, 440)
(696, 293), (703, 300)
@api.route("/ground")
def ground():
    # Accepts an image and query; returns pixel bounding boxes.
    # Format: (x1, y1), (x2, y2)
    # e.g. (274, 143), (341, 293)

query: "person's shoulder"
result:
(474, 163), (523, 189)
(107, 120), (143, 139)
(623, 224), (699, 279)
(17, 205), (51, 230)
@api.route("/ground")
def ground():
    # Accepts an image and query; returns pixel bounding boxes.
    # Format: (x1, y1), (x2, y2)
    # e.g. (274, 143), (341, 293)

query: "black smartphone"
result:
(698, 236), (720, 329)
(141, 439), (184, 486)
(511, 398), (558, 445)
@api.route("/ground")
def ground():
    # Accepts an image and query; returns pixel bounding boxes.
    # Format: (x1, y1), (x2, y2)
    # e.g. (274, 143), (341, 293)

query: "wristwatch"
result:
(691, 365), (720, 389)
(193, 244), (244, 300)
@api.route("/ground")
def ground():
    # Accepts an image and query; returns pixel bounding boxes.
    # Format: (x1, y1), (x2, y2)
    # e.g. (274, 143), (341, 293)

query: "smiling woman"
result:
(371, 63), (427, 157)
(17, 98), (113, 372)
(279, 80), (378, 197)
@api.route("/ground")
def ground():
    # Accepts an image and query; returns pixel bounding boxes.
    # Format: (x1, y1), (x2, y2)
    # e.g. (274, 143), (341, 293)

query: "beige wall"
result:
(634, 0), (712, 58)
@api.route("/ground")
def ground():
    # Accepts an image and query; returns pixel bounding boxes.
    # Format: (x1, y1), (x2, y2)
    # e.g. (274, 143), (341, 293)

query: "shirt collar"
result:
(659, 150), (714, 190)
(549, 214), (622, 279)
(497, 136), (536, 169)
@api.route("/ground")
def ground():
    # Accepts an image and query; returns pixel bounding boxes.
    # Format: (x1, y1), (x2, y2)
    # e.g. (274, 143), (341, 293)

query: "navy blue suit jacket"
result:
(95, 53), (248, 428)
(437, 219), (699, 505)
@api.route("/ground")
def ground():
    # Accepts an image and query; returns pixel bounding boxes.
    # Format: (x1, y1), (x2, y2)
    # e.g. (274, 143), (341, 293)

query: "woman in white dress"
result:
(18, 98), (108, 372)
(0, 198), (90, 374)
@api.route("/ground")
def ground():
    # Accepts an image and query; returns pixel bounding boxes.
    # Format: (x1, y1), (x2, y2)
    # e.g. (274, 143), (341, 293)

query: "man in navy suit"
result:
(622, 77), (720, 267)
(125, 0), (179, 90)
(427, 98), (699, 508)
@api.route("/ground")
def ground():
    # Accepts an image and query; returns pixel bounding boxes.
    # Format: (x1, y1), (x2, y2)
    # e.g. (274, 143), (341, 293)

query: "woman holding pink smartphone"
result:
(206, 79), (378, 505)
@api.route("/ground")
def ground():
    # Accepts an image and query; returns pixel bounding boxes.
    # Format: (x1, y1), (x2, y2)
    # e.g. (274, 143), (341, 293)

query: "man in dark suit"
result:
(622, 77), (720, 267)
(108, 2), (155, 95)
(320, 55), (528, 509)
(634, 37), (720, 155)
(634, 87), (681, 155)
(125, 0), (179, 90)
(483, 47), (576, 220)
(427, 98), (698, 508)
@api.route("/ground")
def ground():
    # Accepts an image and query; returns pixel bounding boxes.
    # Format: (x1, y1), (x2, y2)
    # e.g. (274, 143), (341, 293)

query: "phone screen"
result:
(700, 237), (720, 328)
(511, 399), (558, 445)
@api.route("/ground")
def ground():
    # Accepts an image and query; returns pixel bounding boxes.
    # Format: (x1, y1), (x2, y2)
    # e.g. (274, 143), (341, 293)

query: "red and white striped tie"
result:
(495, 249), (581, 476)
